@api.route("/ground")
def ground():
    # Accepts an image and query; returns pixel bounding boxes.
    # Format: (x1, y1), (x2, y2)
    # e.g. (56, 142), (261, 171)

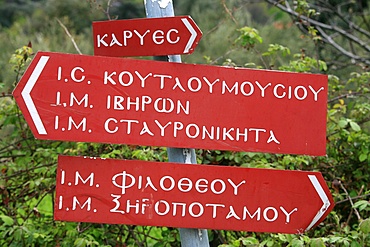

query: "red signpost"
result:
(54, 155), (334, 234)
(12, 51), (328, 156)
(93, 16), (202, 57)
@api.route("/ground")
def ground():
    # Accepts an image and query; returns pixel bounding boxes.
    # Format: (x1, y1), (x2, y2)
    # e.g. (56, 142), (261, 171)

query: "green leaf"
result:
(359, 153), (367, 162)
(0, 215), (14, 226)
(319, 61), (327, 71)
(338, 119), (348, 128)
(359, 218), (370, 234)
(350, 241), (362, 247)
(266, 239), (275, 247)
(235, 26), (263, 48)
(291, 238), (304, 247)
(310, 238), (326, 247)
(241, 236), (259, 245)
(349, 121), (361, 132)
(153, 243), (164, 247)
(74, 238), (87, 247)
(353, 200), (369, 210)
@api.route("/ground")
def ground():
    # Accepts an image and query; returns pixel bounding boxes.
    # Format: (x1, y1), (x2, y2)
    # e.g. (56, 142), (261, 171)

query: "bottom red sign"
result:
(54, 155), (334, 234)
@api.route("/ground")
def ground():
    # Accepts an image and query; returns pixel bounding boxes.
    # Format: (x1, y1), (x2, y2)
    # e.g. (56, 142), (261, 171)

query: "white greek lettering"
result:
(195, 179), (208, 193)
(140, 121), (154, 136)
(119, 119), (139, 134)
(189, 202), (204, 218)
(153, 74), (172, 89)
(178, 178), (193, 192)
(240, 81), (254, 96)
(155, 200), (170, 215)
(110, 194), (125, 214)
(110, 33), (122, 47)
(134, 29), (150, 45)
(255, 81), (271, 97)
(309, 85), (325, 101)
(173, 77), (186, 92)
(134, 71), (152, 88)
(112, 171), (135, 194)
(123, 30), (133, 46)
(188, 77), (202, 92)
(97, 34), (108, 47)
(104, 118), (118, 133)
(280, 206), (298, 223)
(104, 71), (117, 85)
(249, 128), (266, 142)
(294, 86), (307, 100)
(159, 176), (175, 191)
(186, 123), (200, 138)
(267, 130), (280, 144)
(263, 207), (278, 222)
(126, 199), (140, 214)
(243, 207), (261, 220)
(172, 202), (186, 216)
(154, 120), (172, 136)
(210, 179), (226, 194)
(206, 203), (225, 218)
(227, 179), (246, 196)
(154, 98), (174, 113)
(222, 127), (234, 141)
(174, 122), (184, 137)
(203, 77), (219, 93)
(222, 81), (238, 95)
(226, 205), (241, 220)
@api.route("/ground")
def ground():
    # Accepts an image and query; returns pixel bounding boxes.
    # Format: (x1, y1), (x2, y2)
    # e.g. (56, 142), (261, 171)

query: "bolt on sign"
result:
(54, 155), (334, 234)
(93, 16), (202, 57)
(12, 52), (328, 156)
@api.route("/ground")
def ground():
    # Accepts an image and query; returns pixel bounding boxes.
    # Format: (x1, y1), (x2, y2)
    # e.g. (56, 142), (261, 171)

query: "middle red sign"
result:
(13, 51), (327, 155)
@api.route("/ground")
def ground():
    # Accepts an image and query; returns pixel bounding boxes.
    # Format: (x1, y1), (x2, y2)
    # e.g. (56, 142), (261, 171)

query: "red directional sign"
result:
(93, 16), (202, 57)
(13, 51), (328, 155)
(54, 155), (334, 234)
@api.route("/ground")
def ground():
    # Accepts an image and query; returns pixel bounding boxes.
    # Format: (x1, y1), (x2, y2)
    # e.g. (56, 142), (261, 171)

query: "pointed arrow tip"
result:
(21, 55), (50, 135)
(181, 17), (199, 54)
(305, 174), (332, 231)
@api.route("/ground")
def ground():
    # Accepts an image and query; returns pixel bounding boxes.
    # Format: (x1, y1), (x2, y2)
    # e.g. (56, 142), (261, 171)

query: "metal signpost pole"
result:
(144, 1), (209, 246)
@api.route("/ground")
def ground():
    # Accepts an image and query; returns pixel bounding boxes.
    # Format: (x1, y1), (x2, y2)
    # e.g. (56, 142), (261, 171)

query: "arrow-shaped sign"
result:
(92, 16), (202, 57)
(54, 155), (334, 234)
(13, 52), (328, 155)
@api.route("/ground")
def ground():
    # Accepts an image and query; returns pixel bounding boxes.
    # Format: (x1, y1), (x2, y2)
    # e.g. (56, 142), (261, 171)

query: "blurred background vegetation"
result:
(0, 0), (369, 246)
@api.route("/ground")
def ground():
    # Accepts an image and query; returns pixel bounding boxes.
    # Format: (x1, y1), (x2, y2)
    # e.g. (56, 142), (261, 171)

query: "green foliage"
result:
(235, 27), (263, 49)
(218, 236), (260, 246)
(8, 45), (33, 89)
(44, 0), (105, 33)
(262, 44), (290, 57)
(359, 218), (370, 234)
(9, 45), (33, 71)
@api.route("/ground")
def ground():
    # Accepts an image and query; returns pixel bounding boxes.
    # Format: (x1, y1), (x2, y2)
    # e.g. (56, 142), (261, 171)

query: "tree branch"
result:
(338, 181), (362, 221)
(56, 18), (82, 55)
(264, 0), (370, 65)
(316, 26), (370, 65)
(328, 92), (364, 103)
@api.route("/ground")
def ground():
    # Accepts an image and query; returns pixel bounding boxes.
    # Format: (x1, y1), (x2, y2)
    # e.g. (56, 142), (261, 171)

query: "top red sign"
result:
(93, 16), (202, 57)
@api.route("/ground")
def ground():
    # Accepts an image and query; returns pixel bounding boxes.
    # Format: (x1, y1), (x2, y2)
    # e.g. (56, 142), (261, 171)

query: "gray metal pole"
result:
(144, 1), (210, 247)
